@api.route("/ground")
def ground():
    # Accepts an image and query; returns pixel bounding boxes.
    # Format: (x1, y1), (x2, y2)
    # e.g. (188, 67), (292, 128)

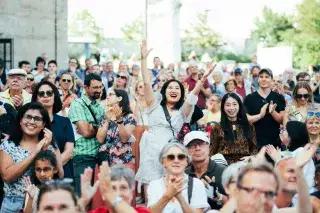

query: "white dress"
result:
(135, 93), (197, 184)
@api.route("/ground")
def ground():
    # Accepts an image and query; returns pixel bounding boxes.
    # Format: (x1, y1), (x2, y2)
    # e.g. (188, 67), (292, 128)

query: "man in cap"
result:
(184, 131), (226, 209)
(244, 68), (285, 149)
(234, 68), (251, 99)
(0, 69), (31, 109)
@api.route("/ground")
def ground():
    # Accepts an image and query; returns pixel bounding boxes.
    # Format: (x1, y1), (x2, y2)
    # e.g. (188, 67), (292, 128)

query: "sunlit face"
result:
(295, 88), (310, 106)
(8, 74), (26, 90)
(153, 58), (161, 68)
(279, 127), (290, 146)
(306, 118), (320, 136)
(213, 73), (222, 83)
(132, 66), (140, 76)
(178, 73), (186, 82)
(91, 65), (100, 74)
(111, 178), (133, 205)
(85, 60), (92, 68)
(276, 158), (297, 193)
(106, 88), (121, 106)
(20, 109), (45, 137)
(26, 74), (35, 87)
(162, 146), (188, 176)
(85, 80), (102, 100)
(38, 62), (45, 70)
(37, 85), (55, 108)
(224, 97), (239, 120)
(167, 72), (174, 80)
(38, 190), (78, 213)
(25, 64), (31, 73)
(252, 67), (260, 77)
(60, 73), (73, 91)
(47, 74), (56, 85)
(106, 63), (113, 72)
(236, 171), (277, 213)
(258, 73), (272, 89)
(158, 75), (167, 89)
(136, 82), (145, 96)
(165, 81), (182, 104)
(187, 140), (209, 163)
(226, 80), (236, 92)
(116, 71), (128, 88)
(207, 96), (220, 111)
(48, 63), (57, 73)
(68, 59), (78, 69)
(35, 159), (57, 183)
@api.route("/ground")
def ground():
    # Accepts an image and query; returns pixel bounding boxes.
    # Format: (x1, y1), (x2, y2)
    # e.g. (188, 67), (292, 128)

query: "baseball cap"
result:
(259, 68), (273, 78)
(184, 131), (210, 147)
(7, 69), (27, 76)
(234, 68), (243, 74)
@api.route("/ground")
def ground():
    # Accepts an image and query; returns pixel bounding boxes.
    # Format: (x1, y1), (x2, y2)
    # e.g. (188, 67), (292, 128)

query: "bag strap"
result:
(188, 176), (193, 204)
(161, 105), (175, 137)
(82, 100), (98, 124)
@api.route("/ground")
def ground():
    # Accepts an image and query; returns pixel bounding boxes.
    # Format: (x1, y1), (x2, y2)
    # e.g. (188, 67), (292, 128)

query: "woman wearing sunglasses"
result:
(32, 81), (74, 179)
(25, 73), (35, 94)
(0, 102), (63, 213)
(283, 81), (318, 125)
(59, 71), (77, 116)
(148, 142), (209, 213)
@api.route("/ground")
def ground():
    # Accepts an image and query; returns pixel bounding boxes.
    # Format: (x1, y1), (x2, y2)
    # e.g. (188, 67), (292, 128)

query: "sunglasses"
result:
(38, 90), (54, 98)
(165, 154), (187, 161)
(295, 94), (310, 99)
(117, 74), (127, 80)
(307, 112), (320, 117)
(27, 78), (34, 81)
(23, 114), (43, 124)
(62, 79), (72, 83)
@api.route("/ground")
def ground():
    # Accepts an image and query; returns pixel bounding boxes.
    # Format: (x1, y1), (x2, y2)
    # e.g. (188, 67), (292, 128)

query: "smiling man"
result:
(244, 68), (285, 149)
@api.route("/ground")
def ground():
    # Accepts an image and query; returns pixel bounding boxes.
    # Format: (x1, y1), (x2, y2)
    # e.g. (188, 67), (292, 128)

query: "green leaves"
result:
(120, 17), (144, 43)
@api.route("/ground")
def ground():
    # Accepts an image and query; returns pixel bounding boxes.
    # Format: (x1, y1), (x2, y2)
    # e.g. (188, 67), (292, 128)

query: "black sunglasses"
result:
(27, 78), (34, 81)
(295, 94), (310, 99)
(62, 79), (72, 83)
(165, 154), (187, 161)
(117, 74), (127, 80)
(38, 90), (54, 98)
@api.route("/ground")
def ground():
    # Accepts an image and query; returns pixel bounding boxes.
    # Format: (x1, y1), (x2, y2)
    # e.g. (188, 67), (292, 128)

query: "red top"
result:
(184, 76), (209, 109)
(236, 83), (246, 99)
(88, 206), (150, 213)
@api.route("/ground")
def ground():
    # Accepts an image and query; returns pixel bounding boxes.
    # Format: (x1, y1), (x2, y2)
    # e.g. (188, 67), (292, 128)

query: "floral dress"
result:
(98, 113), (137, 166)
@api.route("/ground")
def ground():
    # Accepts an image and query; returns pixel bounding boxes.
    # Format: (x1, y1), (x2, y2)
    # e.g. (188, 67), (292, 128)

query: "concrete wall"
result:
(0, 0), (68, 69)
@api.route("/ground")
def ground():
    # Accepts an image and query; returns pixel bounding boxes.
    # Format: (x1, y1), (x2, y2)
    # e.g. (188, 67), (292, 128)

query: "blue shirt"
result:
(51, 114), (75, 152)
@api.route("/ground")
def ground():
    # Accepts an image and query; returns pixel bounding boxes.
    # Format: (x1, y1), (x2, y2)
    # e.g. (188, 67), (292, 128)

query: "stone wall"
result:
(0, 0), (68, 69)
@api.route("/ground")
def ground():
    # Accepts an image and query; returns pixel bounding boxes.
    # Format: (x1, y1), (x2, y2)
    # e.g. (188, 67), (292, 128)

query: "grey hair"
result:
(159, 142), (191, 164)
(110, 164), (135, 189)
(221, 162), (246, 188)
(212, 70), (223, 76)
(132, 64), (140, 69)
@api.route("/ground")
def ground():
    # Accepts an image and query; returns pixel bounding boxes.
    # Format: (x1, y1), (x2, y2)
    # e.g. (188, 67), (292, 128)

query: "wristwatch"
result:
(216, 194), (223, 206)
(112, 196), (123, 209)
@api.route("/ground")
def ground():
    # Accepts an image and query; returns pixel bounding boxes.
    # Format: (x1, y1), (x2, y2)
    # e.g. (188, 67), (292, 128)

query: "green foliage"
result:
(250, 0), (320, 68)
(183, 12), (224, 54)
(120, 17), (144, 42)
(216, 52), (251, 63)
(68, 9), (103, 44)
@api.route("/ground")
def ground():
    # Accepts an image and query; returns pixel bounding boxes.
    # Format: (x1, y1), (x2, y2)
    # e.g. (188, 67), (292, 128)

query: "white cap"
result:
(184, 131), (210, 147)
(7, 69), (27, 76)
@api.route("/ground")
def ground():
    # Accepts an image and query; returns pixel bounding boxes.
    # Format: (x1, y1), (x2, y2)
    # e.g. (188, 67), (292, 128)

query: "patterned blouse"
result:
(210, 122), (258, 164)
(99, 113), (137, 166)
(0, 140), (54, 197)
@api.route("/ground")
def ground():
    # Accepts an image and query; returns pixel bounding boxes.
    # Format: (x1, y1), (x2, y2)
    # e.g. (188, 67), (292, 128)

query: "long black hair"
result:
(31, 80), (63, 114)
(114, 89), (132, 116)
(31, 150), (59, 186)
(220, 93), (253, 144)
(10, 102), (55, 147)
(160, 79), (185, 110)
(286, 121), (309, 151)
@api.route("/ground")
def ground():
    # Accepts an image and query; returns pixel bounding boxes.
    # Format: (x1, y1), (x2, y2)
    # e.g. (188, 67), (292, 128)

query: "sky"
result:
(68, 0), (302, 47)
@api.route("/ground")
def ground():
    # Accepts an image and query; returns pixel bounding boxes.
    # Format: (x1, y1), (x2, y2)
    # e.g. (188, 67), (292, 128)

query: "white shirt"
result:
(147, 174), (209, 213)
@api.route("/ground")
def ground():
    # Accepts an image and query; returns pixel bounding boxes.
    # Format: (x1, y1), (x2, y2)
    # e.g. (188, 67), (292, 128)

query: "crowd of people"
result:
(0, 40), (319, 213)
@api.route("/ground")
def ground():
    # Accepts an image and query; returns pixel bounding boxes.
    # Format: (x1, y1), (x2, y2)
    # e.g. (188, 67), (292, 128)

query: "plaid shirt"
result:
(68, 95), (104, 156)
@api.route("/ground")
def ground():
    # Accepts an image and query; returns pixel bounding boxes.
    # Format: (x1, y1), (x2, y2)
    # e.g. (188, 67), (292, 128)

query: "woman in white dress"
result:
(135, 40), (214, 201)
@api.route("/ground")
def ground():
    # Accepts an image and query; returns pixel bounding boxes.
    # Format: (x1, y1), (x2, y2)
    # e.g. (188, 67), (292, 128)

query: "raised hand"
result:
(112, 105), (123, 122)
(295, 143), (318, 168)
(201, 63), (217, 81)
(22, 176), (37, 199)
(265, 145), (281, 162)
(80, 167), (99, 206)
(140, 40), (152, 59)
(42, 128), (52, 149)
(98, 162), (115, 204)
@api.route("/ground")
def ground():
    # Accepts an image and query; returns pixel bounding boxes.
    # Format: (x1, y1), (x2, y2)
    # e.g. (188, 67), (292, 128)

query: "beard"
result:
(90, 92), (101, 100)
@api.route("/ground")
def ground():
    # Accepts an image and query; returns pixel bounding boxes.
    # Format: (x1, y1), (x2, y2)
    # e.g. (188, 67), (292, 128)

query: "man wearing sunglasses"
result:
(0, 69), (31, 110)
(184, 131), (226, 210)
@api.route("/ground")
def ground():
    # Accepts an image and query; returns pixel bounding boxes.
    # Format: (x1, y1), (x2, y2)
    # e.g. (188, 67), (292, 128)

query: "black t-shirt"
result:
(311, 191), (320, 199)
(244, 91), (285, 148)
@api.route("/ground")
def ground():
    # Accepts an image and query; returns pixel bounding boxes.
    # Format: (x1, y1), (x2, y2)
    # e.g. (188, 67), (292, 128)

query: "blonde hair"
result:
(113, 70), (130, 91)
(292, 81), (313, 107)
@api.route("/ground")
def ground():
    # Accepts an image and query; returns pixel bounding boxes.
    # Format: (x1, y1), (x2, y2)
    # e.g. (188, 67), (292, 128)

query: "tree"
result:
(183, 12), (224, 54)
(250, 7), (295, 47)
(120, 16), (144, 42)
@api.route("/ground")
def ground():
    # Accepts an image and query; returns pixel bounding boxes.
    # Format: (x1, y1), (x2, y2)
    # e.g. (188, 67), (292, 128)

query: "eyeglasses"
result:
(35, 167), (53, 173)
(307, 112), (320, 117)
(62, 79), (72, 83)
(117, 74), (127, 80)
(279, 126), (286, 133)
(23, 114), (43, 124)
(295, 94), (310, 99)
(164, 154), (187, 161)
(38, 90), (54, 98)
(27, 78), (34, 81)
(107, 93), (116, 97)
(237, 183), (277, 200)
(187, 141), (208, 149)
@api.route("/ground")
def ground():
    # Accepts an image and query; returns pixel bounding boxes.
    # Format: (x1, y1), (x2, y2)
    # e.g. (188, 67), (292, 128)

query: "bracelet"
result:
(116, 119), (124, 125)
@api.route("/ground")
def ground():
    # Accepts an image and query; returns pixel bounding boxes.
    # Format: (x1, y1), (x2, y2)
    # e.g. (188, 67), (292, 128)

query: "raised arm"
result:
(140, 40), (155, 108)
(183, 66), (216, 118)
